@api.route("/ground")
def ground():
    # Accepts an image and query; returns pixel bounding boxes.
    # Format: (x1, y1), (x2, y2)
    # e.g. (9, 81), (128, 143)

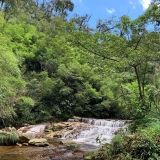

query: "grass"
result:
(0, 132), (19, 145)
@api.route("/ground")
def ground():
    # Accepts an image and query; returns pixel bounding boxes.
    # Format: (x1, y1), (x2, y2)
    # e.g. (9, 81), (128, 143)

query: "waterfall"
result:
(81, 118), (126, 127)
(64, 118), (131, 146)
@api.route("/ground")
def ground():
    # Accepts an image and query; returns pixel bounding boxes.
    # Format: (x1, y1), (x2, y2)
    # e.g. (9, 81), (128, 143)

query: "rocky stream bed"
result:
(0, 117), (131, 160)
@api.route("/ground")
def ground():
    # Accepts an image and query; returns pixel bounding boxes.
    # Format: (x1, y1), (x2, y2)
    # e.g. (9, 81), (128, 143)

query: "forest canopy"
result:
(0, 0), (160, 127)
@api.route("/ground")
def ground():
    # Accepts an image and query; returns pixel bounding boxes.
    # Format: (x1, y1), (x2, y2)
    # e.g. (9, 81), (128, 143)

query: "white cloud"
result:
(139, 0), (151, 10)
(129, 1), (136, 9)
(106, 8), (116, 14)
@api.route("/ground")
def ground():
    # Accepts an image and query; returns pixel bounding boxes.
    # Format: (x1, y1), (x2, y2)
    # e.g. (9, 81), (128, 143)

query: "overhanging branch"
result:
(76, 40), (119, 62)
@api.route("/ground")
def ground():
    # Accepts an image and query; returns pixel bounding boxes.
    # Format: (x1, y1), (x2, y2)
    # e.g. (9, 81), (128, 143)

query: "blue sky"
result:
(70, 0), (151, 27)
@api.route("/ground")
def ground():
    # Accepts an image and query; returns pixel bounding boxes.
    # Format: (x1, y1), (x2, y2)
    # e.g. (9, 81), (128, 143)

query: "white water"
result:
(64, 118), (130, 146)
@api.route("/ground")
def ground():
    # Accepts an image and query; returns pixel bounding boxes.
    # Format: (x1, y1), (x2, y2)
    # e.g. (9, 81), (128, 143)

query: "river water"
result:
(0, 140), (86, 160)
(65, 118), (130, 145)
(0, 118), (130, 160)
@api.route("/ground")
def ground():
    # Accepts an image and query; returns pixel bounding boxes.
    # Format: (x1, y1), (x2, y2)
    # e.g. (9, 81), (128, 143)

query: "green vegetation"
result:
(0, 132), (19, 145)
(0, 0), (160, 157)
(85, 120), (160, 160)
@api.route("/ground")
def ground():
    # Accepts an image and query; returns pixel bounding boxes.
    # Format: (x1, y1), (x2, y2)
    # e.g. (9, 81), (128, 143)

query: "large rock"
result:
(28, 138), (49, 147)
(19, 132), (36, 143)
(17, 123), (49, 140)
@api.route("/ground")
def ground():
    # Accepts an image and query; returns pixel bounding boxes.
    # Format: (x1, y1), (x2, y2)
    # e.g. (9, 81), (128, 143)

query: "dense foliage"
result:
(0, 0), (160, 130)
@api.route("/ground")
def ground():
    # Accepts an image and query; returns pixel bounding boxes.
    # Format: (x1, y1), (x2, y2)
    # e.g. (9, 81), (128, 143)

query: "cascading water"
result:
(0, 119), (131, 160)
(63, 118), (131, 146)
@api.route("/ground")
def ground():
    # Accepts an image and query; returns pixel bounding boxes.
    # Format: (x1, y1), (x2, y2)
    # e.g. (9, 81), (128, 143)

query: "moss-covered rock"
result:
(28, 138), (49, 147)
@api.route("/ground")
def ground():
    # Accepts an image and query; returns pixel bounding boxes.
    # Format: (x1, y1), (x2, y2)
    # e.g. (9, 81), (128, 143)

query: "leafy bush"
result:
(111, 134), (125, 154)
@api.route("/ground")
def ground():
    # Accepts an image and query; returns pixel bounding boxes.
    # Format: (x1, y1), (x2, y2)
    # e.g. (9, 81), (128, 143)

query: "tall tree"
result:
(71, 6), (160, 118)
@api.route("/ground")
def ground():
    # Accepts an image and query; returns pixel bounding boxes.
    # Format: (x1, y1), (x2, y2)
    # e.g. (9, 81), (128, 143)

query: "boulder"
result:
(19, 132), (35, 143)
(17, 124), (49, 140)
(28, 138), (49, 147)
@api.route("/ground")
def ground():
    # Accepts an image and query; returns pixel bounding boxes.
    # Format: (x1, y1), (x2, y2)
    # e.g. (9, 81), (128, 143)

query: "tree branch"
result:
(134, 33), (144, 50)
(76, 40), (119, 62)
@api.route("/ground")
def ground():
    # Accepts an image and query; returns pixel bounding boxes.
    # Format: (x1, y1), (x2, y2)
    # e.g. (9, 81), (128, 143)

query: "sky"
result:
(70, 0), (152, 27)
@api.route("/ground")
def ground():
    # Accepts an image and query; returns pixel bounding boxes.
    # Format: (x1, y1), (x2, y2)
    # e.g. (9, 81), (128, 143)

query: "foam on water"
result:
(63, 118), (130, 146)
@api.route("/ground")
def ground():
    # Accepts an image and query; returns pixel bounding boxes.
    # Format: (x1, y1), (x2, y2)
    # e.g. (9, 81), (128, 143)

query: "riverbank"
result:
(0, 117), (131, 160)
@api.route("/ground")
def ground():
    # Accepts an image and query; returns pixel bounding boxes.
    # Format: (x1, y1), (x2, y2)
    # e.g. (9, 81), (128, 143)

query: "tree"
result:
(149, 0), (160, 26)
(44, 0), (74, 18)
(71, 7), (160, 118)
(0, 33), (25, 125)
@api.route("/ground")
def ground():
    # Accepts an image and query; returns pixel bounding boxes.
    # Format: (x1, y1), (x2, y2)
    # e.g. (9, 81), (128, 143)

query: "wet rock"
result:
(16, 142), (22, 147)
(68, 127), (74, 130)
(73, 116), (82, 122)
(59, 139), (81, 145)
(29, 138), (49, 147)
(68, 119), (75, 122)
(22, 143), (29, 146)
(34, 142), (49, 147)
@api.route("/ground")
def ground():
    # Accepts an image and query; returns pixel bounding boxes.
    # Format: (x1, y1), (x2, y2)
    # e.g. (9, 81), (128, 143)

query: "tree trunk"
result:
(133, 65), (144, 101)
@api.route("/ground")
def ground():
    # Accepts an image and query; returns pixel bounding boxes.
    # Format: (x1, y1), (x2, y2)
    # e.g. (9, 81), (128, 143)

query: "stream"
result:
(0, 118), (131, 160)
(0, 142), (85, 160)
(66, 118), (130, 145)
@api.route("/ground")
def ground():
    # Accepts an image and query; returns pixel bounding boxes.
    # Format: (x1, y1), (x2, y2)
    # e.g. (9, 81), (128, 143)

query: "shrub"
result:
(111, 134), (124, 154)
(128, 135), (157, 159)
